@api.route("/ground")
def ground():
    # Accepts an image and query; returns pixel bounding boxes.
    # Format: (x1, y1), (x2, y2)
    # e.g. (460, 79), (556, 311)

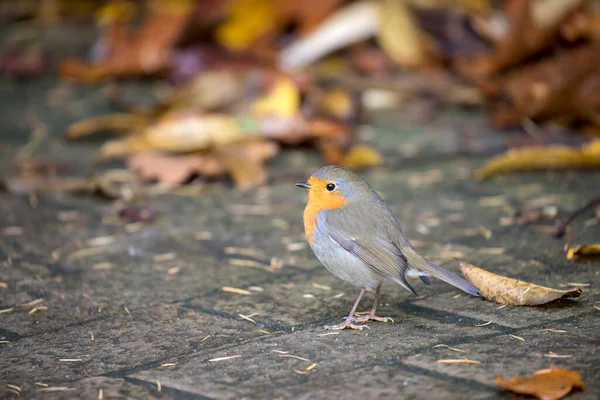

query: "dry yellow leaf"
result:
(252, 77), (299, 118)
(566, 244), (600, 262)
(582, 138), (600, 156)
(496, 368), (585, 400)
(318, 89), (354, 119)
(475, 142), (600, 180)
(99, 112), (253, 158)
(407, 0), (490, 14)
(215, 0), (276, 51)
(67, 114), (149, 139)
(377, 0), (437, 67)
(96, 1), (136, 26)
(341, 144), (383, 168)
(460, 261), (582, 306)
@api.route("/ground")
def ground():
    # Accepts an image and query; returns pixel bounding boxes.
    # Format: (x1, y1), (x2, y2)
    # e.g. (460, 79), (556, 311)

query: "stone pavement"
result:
(1, 43), (600, 400)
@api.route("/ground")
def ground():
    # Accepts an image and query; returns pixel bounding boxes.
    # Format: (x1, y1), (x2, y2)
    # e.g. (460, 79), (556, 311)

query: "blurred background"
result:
(1, 0), (600, 196)
(1, 2), (600, 398)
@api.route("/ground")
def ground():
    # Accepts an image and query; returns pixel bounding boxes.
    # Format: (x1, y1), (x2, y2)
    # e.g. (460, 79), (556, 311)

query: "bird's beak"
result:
(295, 181), (311, 189)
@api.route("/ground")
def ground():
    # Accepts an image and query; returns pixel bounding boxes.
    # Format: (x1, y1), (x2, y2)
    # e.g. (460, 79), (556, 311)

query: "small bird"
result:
(296, 165), (480, 330)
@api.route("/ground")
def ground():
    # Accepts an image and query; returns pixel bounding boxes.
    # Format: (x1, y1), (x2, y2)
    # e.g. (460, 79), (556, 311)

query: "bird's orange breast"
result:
(302, 177), (348, 244)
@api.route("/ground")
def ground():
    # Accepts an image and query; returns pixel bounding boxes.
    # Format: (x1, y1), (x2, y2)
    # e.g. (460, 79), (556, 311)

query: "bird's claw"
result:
(352, 314), (394, 324)
(324, 321), (366, 331)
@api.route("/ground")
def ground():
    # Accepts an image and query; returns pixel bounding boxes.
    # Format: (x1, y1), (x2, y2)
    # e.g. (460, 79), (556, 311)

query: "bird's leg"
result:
(352, 283), (394, 324)
(324, 288), (367, 331)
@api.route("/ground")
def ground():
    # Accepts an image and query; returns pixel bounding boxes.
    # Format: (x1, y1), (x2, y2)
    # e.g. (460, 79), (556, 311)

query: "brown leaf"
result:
(460, 261), (582, 306)
(216, 140), (279, 189)
(481, 42), (600, 128)
(127, 139), (277, 189)
(127, 151), (226, 187)
(496, 368), (585, 400)
(456, 0), (582, 79)
(59, 0), (193, 81)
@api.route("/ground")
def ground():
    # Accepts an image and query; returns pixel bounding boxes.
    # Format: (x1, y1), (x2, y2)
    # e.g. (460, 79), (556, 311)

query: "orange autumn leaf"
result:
(496, 368), (585, 400)
(475, 139), (600, 180)
(459, 261), (582, 306)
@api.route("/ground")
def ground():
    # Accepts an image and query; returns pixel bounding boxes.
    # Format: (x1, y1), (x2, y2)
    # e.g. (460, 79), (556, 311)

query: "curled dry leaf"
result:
(475, 139), (600, 180)
(279, 1), (380, 69)
(566, 244), (600, 262)
(496, 367), (585, 400)
(460, 261), (582, 306)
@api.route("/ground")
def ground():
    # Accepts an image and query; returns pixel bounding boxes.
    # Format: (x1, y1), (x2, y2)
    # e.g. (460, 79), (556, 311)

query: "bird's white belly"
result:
(310, 230), (382, 289)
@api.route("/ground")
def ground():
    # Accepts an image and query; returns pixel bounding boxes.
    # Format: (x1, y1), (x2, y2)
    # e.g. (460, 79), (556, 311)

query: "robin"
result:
(296, 165), (480, 330)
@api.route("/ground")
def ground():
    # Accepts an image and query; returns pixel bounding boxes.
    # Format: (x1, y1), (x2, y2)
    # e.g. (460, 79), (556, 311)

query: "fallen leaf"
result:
(278, 1), (380, 69)
(215, 0), (276, 51)
(456, 0), (583, 79)
(59, 0), (194, 81)
(496, 367), (585, 400)
(99, 112), (255, 158)
(128, 139), (277, 189)
(316, 88), (355, 120)
(66, 114), (149, 139)
(460, 261), (582, 306)
(475, 140), (600, 180)
(341, 144), (383, 168)
(561, 9), (600, 42)
(214, 140), (279, 189)
(164, 68), (263, 112)
(377, 0), (439, 67)
(252, 76), (299, 118)
(481, 42), (600, 129)
(128, 151), (225, 186)
(216, 0), (345, 51)
(566, 244), (600, 262)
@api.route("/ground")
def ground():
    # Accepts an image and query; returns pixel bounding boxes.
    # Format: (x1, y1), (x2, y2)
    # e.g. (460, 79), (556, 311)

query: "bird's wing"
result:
(324, 209), (417, 295)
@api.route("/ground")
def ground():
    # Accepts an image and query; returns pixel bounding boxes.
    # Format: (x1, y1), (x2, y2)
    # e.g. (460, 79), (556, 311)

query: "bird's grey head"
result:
(296, 165), (373, 202)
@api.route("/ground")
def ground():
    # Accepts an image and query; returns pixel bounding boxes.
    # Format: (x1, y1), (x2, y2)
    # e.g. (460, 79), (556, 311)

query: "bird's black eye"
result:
(326, 183), (336, 192)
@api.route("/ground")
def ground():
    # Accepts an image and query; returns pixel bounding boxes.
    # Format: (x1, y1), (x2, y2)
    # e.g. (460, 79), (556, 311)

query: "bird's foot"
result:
(351, 312), (394, 324)
(324, 319), (369, 331)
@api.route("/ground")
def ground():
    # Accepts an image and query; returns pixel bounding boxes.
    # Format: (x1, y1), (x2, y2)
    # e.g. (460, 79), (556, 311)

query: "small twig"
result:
(554, 196), (600, 238)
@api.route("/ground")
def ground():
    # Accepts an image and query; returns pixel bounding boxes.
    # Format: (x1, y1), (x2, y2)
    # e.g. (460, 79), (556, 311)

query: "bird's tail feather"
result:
(404, 249), (480, 296)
